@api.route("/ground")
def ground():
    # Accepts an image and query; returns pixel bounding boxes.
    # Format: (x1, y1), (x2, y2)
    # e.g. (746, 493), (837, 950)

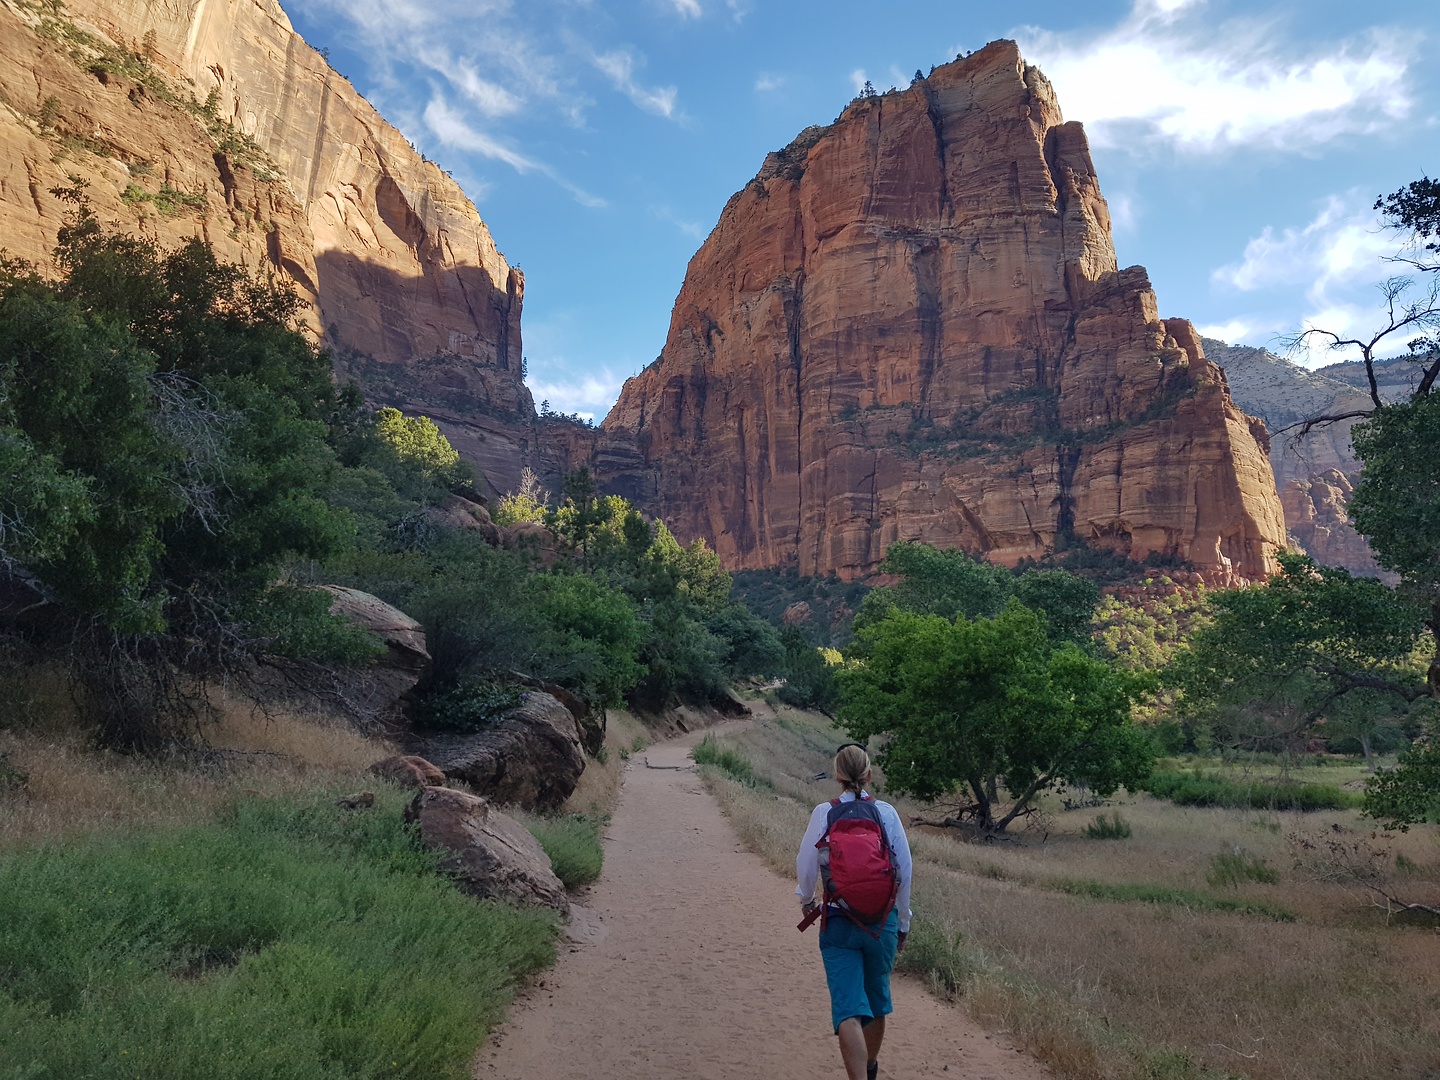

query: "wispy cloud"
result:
(754, 73), (784, 93)
(1018, 0), (1414, 154)
(1213, 193), (1393, 296)
(670, 0), (702, 17)
(424, 96), (606, 207)
(594, 49), (680, 118)
(651, 205), (707, 240)
(849, 68), (868, 94)
(1210, 192), (1404, 361)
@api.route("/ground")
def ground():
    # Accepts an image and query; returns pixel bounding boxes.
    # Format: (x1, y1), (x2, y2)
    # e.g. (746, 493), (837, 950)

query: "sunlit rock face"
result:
(0, 0), (536, 494)
(596, 41), (1287, 582)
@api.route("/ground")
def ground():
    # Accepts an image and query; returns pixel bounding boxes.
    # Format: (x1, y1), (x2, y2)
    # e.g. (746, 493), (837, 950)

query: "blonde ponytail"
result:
(834, 743), (870, 795)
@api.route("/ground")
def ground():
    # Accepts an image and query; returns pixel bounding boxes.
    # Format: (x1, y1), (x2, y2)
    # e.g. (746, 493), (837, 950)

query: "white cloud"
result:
(424, 97), (538, 172)
(1195, 317), (1269, 345)
(754, 73), (784, 93)
(1212, 193), (1393, 297)
(1017, 1), (1414, 153)
(424, 96), (606, 207)
(1209, 193), (1416, 363)
(651, 205), (707, 240)
(1108, 192), (1138, 234)
(594, 49), (679, 118)
(527, 369), (629, 422)
(670, 0), (702, 17)
(849, 68), (868, 94)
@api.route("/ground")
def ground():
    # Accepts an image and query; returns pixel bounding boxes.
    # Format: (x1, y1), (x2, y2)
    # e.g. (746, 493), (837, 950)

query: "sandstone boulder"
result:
(782, 601), (813, 627)
(369, 755), (447, 787)
(315, 586), (430, 727)
(423, 496), (502, 546)
(508, 673), (606, 757)
(405, 786), (568, 913)
(407, 691), (585, 810)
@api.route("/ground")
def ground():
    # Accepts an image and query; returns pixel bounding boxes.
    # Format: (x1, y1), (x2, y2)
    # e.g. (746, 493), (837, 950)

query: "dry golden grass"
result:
(700, 709), (1440, 1080)
(559, 708), (651, 817)
(0, 686), (395, 850)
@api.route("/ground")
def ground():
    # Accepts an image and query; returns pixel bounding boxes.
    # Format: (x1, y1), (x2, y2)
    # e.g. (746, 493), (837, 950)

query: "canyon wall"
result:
(597, 42), (1287, 582)
(1210, 338), (1395, 577)
(0, 0), (535, 494)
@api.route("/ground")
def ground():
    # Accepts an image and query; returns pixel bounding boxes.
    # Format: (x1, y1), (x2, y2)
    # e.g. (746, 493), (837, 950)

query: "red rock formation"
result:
(1280, 471), (1390, 579)
(598, 42), (1286, 582)
(0, 0), (536, 494)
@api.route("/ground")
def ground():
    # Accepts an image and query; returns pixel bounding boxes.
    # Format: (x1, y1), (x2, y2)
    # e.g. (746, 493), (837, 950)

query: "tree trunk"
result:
(1361, 732), (1374, 773)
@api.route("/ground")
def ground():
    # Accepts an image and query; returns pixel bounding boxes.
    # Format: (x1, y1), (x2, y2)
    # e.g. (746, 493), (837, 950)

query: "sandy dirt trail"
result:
(475, 721), (1051, 1080)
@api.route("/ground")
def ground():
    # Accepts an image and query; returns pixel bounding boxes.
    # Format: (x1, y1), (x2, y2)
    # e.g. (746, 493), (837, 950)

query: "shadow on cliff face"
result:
(311, 249), (524, 399)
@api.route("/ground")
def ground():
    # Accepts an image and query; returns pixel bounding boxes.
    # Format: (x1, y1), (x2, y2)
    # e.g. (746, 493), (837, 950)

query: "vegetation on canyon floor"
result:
(696, 708), (1440, 1080)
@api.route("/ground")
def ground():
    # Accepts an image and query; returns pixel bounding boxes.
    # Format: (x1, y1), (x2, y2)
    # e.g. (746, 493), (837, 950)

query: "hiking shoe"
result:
(867, 1062), (877, 1080)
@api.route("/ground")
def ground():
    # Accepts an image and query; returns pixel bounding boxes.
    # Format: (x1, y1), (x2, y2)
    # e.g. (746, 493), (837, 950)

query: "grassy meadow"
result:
(697, 706), (1440, 1080)
(0, 672), (639, 1078)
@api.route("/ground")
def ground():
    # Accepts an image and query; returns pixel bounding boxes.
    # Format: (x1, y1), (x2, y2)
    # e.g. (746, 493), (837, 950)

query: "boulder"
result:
(408, 690), (585, 810)
(405, 786), (568, 913)
(369, 755), (447, 787)
(315, 586), (431, 727)
(510, 672), (606, 757)
(423, 495), (502, 546)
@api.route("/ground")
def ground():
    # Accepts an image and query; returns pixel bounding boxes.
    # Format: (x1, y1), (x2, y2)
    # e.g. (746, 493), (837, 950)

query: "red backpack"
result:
(799, 795), (900, 933)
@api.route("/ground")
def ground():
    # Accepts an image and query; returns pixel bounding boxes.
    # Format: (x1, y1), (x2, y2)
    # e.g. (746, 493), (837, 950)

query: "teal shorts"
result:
(818, 909), (899, 1033)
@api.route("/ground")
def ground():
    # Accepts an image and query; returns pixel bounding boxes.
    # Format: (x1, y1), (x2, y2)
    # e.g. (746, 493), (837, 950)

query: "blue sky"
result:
(285, 0), (1439, 421)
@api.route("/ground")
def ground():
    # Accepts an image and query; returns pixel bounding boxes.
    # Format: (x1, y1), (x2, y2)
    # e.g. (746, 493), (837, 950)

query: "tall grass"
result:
(1142, 769), (1359, 811)
(692, 734), (768, 787)
(522, 813), (605, 889)
(0, 788), (557, 1080)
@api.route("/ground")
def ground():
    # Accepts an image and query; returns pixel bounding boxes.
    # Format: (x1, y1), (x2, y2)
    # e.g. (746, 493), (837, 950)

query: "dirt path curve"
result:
(474, 721), (1051, 1080)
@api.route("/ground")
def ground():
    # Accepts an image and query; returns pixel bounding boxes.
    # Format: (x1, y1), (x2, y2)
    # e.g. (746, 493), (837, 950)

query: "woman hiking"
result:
(796, 742), (913, 1080)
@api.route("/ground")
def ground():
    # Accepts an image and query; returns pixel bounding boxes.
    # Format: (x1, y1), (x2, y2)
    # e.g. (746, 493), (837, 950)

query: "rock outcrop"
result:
(316, 585), (430, 725)
(593, 42), (1286, 582)
(1207, 338), (1394, 577)
(407, 690), (586, 811)
(0, 0), (540, 495)
(405, 786), (569, 913)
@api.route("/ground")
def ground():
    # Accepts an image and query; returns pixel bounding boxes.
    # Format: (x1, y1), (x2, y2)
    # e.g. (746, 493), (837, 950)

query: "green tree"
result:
(839, 602), (1152, 833)
(1173, 554), (1428, 754)
(1364, 735), (1440, 830)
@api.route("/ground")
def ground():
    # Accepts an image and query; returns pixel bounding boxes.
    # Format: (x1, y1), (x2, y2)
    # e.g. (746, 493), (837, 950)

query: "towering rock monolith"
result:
(598, 41), (1287, 582)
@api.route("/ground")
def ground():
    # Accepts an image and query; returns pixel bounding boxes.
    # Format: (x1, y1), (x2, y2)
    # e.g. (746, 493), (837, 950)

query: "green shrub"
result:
(1141, 769), (1358, 811)
(525, 814), (605, 889)
(1206, 850), (1279, 889)
(1084, 811), (1132, 839)
(692, 735), (768, 787)
(0, 789), (557, 1079)
(894, 917), (978, 997)
(412, 677), (523, 733)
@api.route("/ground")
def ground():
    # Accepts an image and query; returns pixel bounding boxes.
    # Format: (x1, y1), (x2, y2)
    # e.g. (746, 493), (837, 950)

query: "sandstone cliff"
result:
(1207, 338), (1392, 576)
(0, 0), (535, 494)
(596, 43), (1287, 582)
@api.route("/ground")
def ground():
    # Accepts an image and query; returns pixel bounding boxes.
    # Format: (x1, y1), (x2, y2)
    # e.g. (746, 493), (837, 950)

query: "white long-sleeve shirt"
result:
(796, 790), (913, 933)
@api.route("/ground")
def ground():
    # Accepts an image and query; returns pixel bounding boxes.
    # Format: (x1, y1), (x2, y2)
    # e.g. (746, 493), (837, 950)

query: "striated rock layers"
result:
(597, 42), (1286, 582)
(0, 0), (536, 494)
